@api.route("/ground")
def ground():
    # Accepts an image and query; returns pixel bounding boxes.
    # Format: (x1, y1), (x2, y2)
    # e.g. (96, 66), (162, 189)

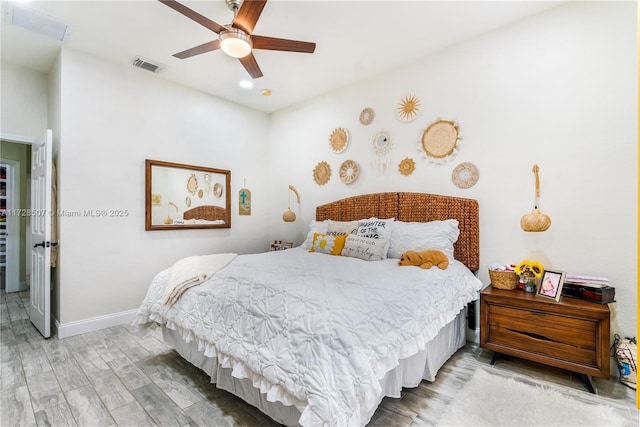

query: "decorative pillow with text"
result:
(327, 220), (359, 236)
(341, 235), (388, 261)
(356, 217), (395, 258)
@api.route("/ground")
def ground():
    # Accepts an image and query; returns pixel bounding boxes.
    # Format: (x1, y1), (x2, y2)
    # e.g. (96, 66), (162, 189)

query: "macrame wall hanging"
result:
(372, 130), (392, 172)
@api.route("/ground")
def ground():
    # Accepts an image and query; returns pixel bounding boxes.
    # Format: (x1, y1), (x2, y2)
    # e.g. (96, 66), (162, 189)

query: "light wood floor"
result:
(1, 290), (637, 426)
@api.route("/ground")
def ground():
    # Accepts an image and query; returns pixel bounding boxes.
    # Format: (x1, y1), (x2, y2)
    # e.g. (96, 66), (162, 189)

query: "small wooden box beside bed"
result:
(136, 192), (480, 426)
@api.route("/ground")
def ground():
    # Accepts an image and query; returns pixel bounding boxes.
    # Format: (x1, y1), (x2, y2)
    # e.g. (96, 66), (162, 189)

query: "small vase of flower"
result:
(515, 259), (544, 293)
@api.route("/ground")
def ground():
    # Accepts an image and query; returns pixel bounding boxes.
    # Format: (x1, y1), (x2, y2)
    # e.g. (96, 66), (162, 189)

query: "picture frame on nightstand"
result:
(537, 269), (566, 302)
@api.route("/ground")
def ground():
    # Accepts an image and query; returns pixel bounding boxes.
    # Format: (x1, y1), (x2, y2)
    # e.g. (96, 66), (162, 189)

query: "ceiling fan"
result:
(159, 0), (316, 79)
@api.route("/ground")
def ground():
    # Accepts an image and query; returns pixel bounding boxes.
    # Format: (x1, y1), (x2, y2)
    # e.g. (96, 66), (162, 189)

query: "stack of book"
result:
(562, 274), (615, 303)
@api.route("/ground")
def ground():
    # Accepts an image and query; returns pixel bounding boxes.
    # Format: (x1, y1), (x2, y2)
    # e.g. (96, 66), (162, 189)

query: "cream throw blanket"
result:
(163, 253), (237, 306)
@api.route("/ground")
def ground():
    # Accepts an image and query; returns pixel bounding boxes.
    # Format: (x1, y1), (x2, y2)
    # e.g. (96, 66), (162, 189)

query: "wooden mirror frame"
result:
(145, 159), (231, 230)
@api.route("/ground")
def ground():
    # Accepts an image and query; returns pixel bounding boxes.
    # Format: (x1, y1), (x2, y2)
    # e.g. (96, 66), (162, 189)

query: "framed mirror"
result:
(145, 159), (231, 230)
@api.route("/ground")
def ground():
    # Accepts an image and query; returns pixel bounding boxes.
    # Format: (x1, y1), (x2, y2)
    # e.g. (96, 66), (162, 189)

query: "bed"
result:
(135, 192), (481, 426)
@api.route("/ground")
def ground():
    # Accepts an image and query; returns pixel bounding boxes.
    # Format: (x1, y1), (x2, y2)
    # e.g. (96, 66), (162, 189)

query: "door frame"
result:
(1, 133), (36, 144)
(1, 134), (35, 294)
(0, 159), (20, 292)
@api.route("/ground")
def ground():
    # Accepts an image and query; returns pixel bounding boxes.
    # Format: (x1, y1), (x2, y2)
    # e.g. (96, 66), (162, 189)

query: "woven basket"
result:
(489, 270), (518, 290)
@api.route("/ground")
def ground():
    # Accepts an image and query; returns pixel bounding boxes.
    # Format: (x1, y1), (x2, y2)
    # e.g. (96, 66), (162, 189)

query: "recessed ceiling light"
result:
(261, 89), (272, 96)
(239, 80), (253, 89)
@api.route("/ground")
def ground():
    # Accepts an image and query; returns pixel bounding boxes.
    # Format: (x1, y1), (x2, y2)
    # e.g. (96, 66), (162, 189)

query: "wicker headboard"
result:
(316, 192), (479, 271)
(183, 205), (227, 222)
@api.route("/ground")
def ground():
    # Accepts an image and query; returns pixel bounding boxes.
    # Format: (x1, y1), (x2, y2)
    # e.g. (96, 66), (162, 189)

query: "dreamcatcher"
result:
(372, 130), (392, 172)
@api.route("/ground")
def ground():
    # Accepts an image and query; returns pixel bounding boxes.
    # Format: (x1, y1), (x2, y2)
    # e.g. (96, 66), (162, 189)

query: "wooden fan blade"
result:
(173, 40), (221, 59)
(159, 0), (225, 34)
(239, 53), (263, 79)
(251, 35), (316, 53)
(232, 0), (267, 35)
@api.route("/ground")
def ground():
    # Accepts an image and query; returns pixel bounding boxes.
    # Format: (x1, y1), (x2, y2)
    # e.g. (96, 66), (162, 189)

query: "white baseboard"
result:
(55, 309), (139, 339)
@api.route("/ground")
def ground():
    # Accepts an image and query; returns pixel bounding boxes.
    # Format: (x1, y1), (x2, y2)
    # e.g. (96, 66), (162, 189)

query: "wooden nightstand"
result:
(480, 286), (610, 393)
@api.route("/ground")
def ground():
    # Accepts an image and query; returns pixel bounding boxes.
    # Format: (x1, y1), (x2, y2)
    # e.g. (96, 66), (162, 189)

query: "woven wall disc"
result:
(313, 161), (331, 186)
(339, 160), (359, 184)
(329, 128), (349, 153)
(213, 183), (223, 198)
(359, 108), (374, 125)
(452, 162), (479, 189)
(421, 120), (459, 158)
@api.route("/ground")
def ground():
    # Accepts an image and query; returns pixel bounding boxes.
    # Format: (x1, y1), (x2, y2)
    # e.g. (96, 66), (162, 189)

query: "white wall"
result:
(0, 61), (48, 137)
(0, 62), (48, 301)
(267, 1), (637, 337)
(55, 49), (271, 324)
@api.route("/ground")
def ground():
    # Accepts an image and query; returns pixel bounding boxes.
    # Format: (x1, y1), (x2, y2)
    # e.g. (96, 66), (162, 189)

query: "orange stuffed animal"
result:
(398, 249), (449, 270)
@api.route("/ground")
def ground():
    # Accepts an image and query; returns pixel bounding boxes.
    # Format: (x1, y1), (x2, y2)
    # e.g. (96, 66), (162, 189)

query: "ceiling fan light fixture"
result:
(219, 28), (252, 58)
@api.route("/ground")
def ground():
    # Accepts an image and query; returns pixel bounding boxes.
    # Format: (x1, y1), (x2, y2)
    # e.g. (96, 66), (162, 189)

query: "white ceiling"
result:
(1, 0), (566, 113)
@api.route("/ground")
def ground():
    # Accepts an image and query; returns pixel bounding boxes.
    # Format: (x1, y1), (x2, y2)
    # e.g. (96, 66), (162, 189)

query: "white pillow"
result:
(300, 220), (329, 250)
(356, 217), (394, 258)
(341, 235), (388, 261)
(387, 219), (460, 259)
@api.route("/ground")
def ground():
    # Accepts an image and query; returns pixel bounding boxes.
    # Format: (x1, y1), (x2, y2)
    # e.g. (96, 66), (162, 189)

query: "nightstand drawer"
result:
(489, 305), (596, 348)
(487, 305), (597, 366)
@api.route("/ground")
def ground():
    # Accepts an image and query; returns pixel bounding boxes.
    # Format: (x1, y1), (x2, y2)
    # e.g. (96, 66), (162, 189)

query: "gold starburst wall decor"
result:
(313, 161), (331, 186)
(329, 128), (349, 153)
(396, 94), (421, 123)
(398, 158), (416, 176)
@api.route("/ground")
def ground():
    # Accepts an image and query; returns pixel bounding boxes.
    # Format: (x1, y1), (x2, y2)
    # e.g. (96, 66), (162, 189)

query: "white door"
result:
(30, 130), (53, 338)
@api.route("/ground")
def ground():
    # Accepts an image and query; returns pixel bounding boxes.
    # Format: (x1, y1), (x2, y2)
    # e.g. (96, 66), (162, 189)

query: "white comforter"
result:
(134, 248), (482, 426)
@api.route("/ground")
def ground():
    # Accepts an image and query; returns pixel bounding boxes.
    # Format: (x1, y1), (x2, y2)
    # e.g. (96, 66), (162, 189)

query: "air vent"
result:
(131, 56), (165, 74)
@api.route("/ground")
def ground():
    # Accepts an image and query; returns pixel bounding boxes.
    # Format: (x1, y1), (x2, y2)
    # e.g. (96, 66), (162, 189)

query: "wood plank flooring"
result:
(1, 290), (637, 426)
